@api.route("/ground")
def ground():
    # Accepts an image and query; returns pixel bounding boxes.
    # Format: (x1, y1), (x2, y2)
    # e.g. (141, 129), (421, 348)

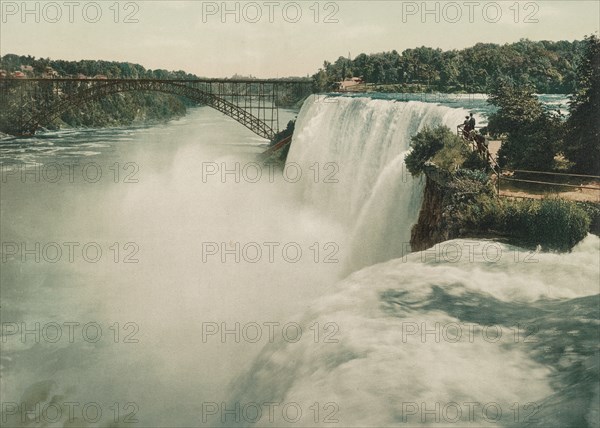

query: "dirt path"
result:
(487, 140), (599, 203)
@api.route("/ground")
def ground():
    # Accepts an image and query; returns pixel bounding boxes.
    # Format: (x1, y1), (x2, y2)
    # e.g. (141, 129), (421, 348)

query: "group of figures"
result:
(461, 113), (489, 158)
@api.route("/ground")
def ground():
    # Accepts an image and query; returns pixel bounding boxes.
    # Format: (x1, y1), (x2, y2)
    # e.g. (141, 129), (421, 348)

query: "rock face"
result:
(410, 175), (451, 251)
(409, 162), (463, 251)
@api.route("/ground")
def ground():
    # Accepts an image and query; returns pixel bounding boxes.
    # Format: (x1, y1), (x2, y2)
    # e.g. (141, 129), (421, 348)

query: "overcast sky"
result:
(1, 0), (599, 77)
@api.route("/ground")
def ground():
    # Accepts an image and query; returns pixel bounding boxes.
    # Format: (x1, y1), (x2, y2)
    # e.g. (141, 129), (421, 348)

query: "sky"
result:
(1, 0), (599, 78)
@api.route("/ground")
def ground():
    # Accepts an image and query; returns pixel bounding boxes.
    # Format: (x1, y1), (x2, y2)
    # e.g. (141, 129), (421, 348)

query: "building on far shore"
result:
(42, 66), (59, 78)
(336, 77), (364, 91)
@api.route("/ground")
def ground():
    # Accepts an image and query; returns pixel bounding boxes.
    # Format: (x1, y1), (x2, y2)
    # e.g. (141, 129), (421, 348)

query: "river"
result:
(1, 96), (598, 427)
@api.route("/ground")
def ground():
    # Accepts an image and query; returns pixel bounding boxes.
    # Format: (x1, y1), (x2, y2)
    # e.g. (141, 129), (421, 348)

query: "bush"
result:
(454, 194), (590, 251)
(495, 198), (590, 251)
(575, 201), (600, 236)
(405, 126), (468, 176)
(462, 150), (491, 171)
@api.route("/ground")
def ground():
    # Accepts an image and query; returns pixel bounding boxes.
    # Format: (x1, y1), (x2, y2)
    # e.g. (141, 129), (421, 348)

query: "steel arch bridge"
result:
(0, 78), (313, 139)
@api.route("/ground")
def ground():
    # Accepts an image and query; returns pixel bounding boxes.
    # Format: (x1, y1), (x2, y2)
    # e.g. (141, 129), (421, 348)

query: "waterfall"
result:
(287, 95), (469, 272)
(218, 96), (599, 427)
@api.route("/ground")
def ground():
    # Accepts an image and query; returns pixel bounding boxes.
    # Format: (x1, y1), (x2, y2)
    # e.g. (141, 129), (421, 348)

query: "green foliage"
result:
(456, 192), (590, 251)
(423, 160), (591, 251)
(444, 171), (497, 232)
(454, 168), (490, 184)
(564, 35), (600, 175)
(405, 122), (590, 251)
(575, 201), (600, 236)
(497, 198), (590, 251)
(487, 79), (563, 171)
(312, 39), (585, 93)
(0, 55), (198, 130)
(405, 126), (466, 176)
(431, 132), (471, 171)
(0, 54), (199, 80)
(462, 150), (491, 171)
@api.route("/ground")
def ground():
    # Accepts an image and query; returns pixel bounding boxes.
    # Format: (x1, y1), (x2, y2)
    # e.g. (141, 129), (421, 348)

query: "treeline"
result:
(0, 55), (197, 131)
(313, 39), (585, 93)
(0, 54), (199, 80)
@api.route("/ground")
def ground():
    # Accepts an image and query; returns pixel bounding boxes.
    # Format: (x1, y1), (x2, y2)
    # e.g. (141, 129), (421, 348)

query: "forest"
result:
(312, 39), (586, 93)
(0, 55), (199, 131)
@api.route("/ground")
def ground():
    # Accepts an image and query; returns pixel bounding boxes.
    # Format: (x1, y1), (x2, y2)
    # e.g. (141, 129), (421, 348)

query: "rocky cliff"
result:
(409, 164), (456, 251)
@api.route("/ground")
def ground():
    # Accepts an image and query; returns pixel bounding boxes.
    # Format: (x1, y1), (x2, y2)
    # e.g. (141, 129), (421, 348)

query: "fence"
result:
(497, 169), (600, 202)
(456, 125), (600, 202)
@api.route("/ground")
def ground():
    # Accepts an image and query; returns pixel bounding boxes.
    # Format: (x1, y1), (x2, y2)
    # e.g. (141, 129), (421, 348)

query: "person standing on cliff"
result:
(468, 113), (476, 131)
(462, 116), (470, 136)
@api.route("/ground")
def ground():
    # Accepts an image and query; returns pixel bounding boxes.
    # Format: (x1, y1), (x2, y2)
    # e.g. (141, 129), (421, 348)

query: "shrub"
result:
(574, 201), (600, 236)
(453, 194), (590, 251)
(462, 150), (491, 171)
(497, 198), (590, 251)
(405, 126), (468, 176)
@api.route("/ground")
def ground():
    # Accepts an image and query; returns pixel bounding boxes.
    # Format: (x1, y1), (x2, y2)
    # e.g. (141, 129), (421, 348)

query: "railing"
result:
(497, 169), (600, 201)
(456, 125), (600, 201)
(457, 124), (501, 193)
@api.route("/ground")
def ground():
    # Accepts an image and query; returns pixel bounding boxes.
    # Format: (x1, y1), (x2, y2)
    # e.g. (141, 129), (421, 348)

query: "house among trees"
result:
(12, 71), (26, 78)
(20, 65), (34, 74)
(337, 77), (364, 91)
(0, 69), (7, 79)
(42, 66), (59, 78)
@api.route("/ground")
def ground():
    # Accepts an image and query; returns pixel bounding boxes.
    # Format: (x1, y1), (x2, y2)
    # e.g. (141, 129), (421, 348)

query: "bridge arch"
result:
(22, 80), (278, 139)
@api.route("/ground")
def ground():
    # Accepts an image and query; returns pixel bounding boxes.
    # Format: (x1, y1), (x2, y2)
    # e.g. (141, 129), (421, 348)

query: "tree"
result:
(487, 79), (562, 171)
(564, 35), (600, 175)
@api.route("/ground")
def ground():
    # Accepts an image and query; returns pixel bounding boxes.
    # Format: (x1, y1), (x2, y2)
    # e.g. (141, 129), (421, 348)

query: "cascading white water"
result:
(2, 97), (597, 428)
(219, 96), (599, 428)
(287, 95), (470, 272)
(224, 236), (600, 427)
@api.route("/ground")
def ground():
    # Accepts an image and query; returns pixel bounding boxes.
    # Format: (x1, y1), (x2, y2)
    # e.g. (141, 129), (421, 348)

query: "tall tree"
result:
(487, 79), (562, 171)
(564, 35), (600, 175)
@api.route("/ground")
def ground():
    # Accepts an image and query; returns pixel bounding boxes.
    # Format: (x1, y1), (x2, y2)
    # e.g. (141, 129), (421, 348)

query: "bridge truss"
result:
(0, 78), (313, 140)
